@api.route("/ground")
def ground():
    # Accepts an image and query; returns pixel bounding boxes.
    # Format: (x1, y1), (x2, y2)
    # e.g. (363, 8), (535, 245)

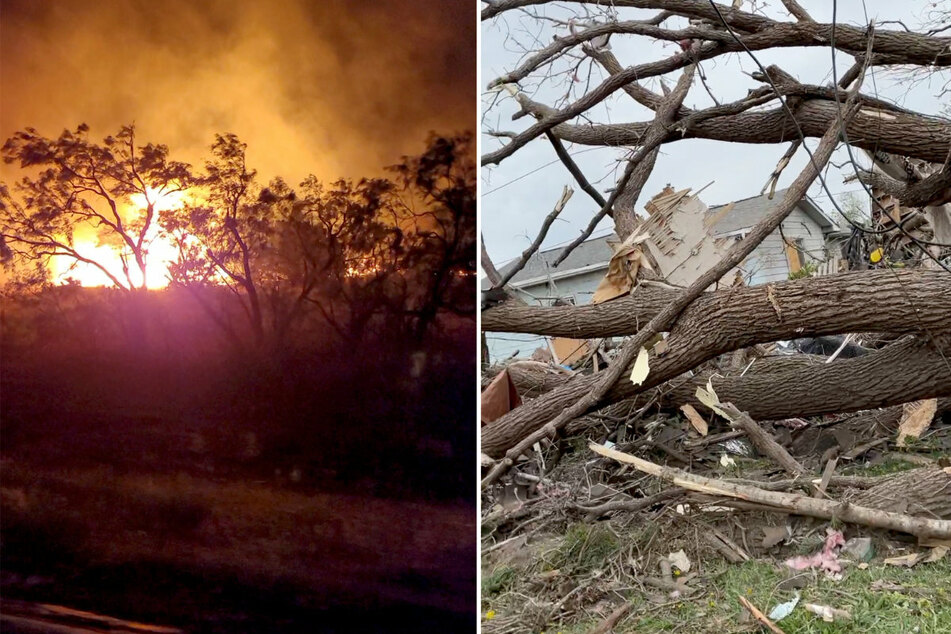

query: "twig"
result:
(545, 131), (608, 208)
(739, 596), (787, 634)
(495, 186), (573, 288)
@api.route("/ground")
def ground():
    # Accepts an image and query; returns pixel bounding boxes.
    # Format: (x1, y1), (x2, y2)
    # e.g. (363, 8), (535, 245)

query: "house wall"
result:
(743, 205), (828, 285)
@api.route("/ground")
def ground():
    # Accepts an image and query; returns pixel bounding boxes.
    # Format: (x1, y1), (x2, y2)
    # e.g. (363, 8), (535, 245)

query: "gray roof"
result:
(708, 188), (838, 234)
(484, 232), (617, 288)
(483, 189), (837, 289)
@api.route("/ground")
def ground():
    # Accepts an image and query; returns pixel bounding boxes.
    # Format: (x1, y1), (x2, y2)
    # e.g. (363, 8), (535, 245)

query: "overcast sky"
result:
(480, 0), (949, 268)
(1, 0), (475, 185)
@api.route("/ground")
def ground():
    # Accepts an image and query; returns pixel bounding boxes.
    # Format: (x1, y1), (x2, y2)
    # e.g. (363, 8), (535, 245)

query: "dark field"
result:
(0, 289), (476, 632)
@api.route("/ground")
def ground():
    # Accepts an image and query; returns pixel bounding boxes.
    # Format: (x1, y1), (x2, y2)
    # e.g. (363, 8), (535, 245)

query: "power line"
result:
(482, 146), (602, 196)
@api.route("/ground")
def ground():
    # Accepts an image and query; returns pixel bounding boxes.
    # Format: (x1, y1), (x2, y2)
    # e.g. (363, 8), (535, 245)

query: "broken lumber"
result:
(589, 443), (951, 539)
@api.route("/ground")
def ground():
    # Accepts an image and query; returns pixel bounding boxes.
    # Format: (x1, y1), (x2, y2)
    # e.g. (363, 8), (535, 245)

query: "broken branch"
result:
(590, 443), (951, 539)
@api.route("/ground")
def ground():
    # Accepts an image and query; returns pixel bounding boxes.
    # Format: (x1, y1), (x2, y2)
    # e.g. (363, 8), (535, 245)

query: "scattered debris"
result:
(629, 346), (650, 386)
(767, 594), (800, 622)
(842, 537), (874, 562)
(785, 530), (845, 576)
(739, 596), (787, 634)
(667, 549), (691, 573)
(803, 603), (851, 623)
(680, 403), (708, 436)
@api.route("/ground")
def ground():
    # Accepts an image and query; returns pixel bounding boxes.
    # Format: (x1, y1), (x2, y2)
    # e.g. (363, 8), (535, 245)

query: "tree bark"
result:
(483, 335), (951, 457)
(849, 468), (951, 520)
(482, 270), (951, 339)
(546, 99), (951, 165)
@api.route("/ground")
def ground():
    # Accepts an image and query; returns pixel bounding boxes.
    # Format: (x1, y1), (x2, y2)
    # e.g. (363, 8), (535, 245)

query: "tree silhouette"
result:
(1, 124), (192, 290)
(2, 124), (475, 352)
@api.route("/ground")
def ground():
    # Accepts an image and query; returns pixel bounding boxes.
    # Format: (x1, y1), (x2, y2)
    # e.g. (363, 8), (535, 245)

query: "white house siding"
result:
(740, 206), (828, 285)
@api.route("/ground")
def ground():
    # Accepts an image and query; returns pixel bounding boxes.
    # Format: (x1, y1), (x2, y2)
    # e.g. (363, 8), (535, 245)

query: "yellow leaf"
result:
(870, 247), (883, 263)
(629, 347), (650, 386)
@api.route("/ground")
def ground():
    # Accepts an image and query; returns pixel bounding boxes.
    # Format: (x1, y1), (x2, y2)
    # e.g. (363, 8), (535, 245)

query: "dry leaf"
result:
(680, 404), (708, 436)
(923, 546), (948, 563)
(696, 384), (729, 420)
(629, 347), (650, 386)
(719, 454), (736, 468)
(667, 549), (691, 573)
(897, 398), (937, 446)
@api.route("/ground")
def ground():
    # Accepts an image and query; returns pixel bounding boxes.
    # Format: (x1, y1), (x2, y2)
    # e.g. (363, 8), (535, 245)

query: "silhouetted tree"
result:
(1, 124), (192, 291)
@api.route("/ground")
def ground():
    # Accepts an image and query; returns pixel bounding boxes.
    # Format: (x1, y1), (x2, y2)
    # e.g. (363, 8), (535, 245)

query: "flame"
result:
(50, 188), (186, 289)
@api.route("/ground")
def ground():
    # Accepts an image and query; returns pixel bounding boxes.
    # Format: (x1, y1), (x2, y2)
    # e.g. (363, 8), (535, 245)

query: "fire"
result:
(50, 187), (187, 289)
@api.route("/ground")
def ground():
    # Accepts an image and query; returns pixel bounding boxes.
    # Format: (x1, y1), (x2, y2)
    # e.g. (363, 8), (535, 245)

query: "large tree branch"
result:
(544, 99), (951, 165)
(484, 335), (951, 457)
(482, 91), (860, 483)
(853, 165), (951, 208)
(483, 269), (951, 338)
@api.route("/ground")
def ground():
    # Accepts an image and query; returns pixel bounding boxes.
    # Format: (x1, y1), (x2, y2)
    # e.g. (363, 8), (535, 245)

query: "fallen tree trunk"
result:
(483, 335), (951, 457)
(849, 467), (951, 520)
(590, 443), (951, 539)
(482, 270), (951, 339)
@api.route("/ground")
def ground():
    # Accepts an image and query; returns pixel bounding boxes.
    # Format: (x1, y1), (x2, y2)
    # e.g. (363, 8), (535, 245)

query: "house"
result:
(484, 187), (841, 362)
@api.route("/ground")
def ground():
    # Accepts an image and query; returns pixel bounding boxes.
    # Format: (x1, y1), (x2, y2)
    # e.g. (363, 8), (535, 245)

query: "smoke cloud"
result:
(0, 0), (475, 183)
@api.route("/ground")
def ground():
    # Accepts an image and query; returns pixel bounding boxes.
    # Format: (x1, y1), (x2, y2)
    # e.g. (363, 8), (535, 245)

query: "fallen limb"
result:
(720, 402), (805, 477)
(574, 488), (683, 519)
(482, 269), (951, 339)
(483, 335), (951, 457)
(590, 443), (951, 539)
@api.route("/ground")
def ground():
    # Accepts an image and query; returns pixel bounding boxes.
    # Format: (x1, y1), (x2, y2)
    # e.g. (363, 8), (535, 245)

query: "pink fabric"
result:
(785, 530), (845, 575)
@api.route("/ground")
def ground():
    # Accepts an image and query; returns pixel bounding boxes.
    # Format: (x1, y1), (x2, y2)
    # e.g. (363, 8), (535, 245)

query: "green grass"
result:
(620, 558), (951, 633)
(484, 545), (951, 633)
(547, 523), (620, 575)
(483, 565), (517, 597)
(841, 457), (920, 477)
